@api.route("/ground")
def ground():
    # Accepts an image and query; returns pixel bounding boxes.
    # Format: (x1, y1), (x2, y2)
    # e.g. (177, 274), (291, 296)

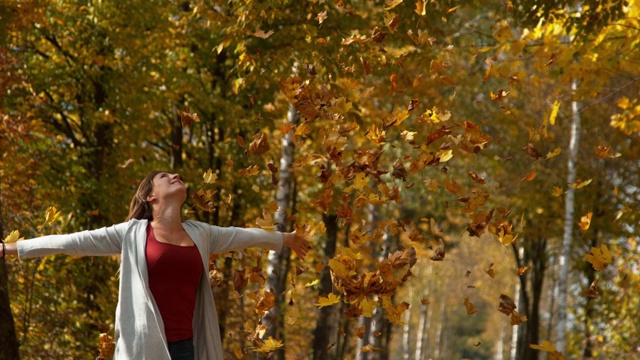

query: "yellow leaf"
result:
(585, 244), (612, 271)
(436, 149), (453, 163)
(233, 344), (243, 359)
(332, 97), (353, 114)
(546, 147), (562, 159)
(552, 186), (564, 197)
(203, 168), (217, 184)
(305, 279), (320, 287)
(361, 344), (381, 352)
(3, 230), (23, 243)
(316, 293), (341, 307)
(44, 206), (62, 226)
(360, 298), (377, 317)
(549, 100), (560, 125)
(366, 124), (386, 146)
(530, 340), (557, 352)
(252, 337), (284, 353)
(571, 179), (592, 189)
(579, 212), (592, 231)
(384, 0), (403, 11)
(499, 233), (517, 246)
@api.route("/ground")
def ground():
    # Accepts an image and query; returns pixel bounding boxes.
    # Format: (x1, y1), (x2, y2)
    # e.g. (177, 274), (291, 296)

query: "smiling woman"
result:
(1, 171), (310, 360)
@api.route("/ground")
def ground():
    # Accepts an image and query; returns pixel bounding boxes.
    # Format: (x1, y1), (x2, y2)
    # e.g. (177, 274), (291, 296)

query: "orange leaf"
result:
(521, 169), (537, 182)
(578, 212), (592, 231)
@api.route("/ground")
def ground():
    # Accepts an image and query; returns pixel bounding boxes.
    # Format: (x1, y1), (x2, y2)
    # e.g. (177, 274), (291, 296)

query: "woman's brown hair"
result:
(126, 171), (162, 221)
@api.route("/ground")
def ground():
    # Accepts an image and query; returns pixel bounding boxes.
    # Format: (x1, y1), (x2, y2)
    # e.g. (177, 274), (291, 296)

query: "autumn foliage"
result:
(2, 1), (640, 359)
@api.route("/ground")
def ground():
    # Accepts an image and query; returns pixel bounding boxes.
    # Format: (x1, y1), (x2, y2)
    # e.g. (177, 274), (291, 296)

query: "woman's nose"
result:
(172, 173), (181, 180)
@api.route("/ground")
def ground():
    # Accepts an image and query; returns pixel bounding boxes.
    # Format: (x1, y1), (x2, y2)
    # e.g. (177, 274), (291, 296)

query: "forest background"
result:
(1, 0), (639, 359)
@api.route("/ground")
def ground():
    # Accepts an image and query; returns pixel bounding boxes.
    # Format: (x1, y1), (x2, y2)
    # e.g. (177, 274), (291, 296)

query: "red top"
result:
(145, 224), (203, 342)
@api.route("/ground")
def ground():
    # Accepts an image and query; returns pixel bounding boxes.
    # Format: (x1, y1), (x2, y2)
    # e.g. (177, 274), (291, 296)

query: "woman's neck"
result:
(151, 206), (183, 231)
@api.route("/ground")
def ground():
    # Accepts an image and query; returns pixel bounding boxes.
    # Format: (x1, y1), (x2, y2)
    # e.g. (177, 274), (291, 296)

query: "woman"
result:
(1, 171), (309, 360)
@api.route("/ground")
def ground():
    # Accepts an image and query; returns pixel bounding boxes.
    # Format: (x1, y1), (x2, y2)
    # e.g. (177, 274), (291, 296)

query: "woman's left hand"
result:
(282, 231), (310, 260)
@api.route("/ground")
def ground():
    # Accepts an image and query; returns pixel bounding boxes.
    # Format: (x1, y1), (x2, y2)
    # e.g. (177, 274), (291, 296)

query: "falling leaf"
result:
(119, 158), (135, 168)
(552, 186), (564, 197)
(316, 10), (327, 25)
(443, 178), (464, 195)
(530, 340), (566, 360)
(594, 144), (621, 159)
(3, 230), (23, 243)
(436, 149), (453, 163)
(429, 238), (445, 261)
(548, 100), (560, 125)
(255, 288), (275, 316)
(385, 0), (403, 10)
(585, 244), (612, 270)
(252, 29), (275, 39)
(490, 89), (508, 101)
(578, 212), (592, 231)
(255, 209), (275, 230)
(447, 5), (461, 13)
(361, 344), (381, 352)
(178, 106), (200, 127)
(518, 266), (530, 275)
(316, 293), (342, 308)
(252, 337), (284, 353)
(203, 168), (217, 184)
(249, 133), (270, 154)
(44, 206), (62, 226)
(467, 171), (486, 184)
(237, 135), (246, 148)
(420, 297), (430, 305)
(521, 169), (537, 182)
(571, 179), (592, 189)
(359, 298), (377, 317)
(546, 147), (562, 159)
(485, 263), (495, 278)
(584, 280), (599, 298)
(523, 143), (543, 159)
(464, 297), (479, 315)
(498, 294), (516, 315)
(415, 0), (427, 15)
(384, 13), (401, 33)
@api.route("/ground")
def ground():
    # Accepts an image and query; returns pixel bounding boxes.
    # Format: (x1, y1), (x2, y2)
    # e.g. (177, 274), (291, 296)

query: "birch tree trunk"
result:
(260, 98), (300, 360)
(557, 79), (581, 353)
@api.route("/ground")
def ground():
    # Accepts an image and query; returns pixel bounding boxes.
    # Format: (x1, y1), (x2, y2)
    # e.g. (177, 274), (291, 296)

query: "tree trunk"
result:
(415, 296), (429, 360)
(260, 99), (299, 360)
(557, 79), (581, 352)
(355, 203), (381, 360)
(0, 189), (21, 359)
(368, 229), (392, 360)
(312, 213), (339, 360)
(402, 304), (411, 360)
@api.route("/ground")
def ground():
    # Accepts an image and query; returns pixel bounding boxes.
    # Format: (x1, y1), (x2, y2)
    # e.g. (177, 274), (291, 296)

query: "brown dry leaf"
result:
(485, 263), (495, 278)
(249, 133), (270, 154)
(178, 106), (200, 127)
(498, 294), (516, 315)
(468, 171), (486, 184)
(464, 297), (479, 315)
(255, 288), (275, 316)
(443, 178), (465, 195)
(252, 28), (275, 39)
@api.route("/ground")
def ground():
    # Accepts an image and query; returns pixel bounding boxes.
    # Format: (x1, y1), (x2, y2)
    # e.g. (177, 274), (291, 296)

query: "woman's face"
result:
(148, 172), (186, 203)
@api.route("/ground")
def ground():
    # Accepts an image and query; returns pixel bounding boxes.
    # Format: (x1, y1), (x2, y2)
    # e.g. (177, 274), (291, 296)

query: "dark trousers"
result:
(167, 338), (194, 360)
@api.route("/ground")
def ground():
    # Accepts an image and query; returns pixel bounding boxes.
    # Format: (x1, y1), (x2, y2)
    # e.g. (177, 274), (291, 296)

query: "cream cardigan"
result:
(17, 219), (283, 359)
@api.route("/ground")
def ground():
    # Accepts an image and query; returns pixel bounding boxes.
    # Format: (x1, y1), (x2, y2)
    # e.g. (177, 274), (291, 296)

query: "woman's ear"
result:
(146, 194), (156, 203)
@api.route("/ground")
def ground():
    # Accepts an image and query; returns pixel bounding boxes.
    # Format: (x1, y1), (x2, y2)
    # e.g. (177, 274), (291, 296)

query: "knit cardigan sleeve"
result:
(17, 222), (128, 258)
(183, 221), (283, 255)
